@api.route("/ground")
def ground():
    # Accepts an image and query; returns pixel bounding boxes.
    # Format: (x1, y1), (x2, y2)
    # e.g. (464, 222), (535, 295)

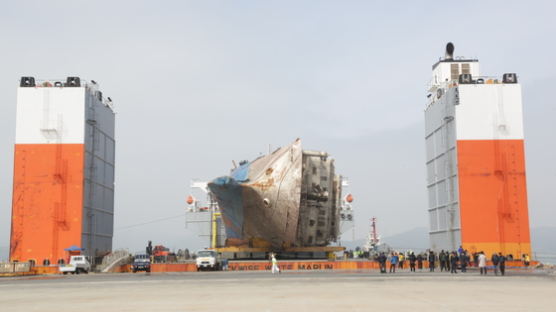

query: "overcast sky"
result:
(1, 1), (555, 256)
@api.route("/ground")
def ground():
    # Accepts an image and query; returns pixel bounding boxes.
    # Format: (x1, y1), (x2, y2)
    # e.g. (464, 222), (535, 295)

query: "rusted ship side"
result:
(208, 139), (341, 249)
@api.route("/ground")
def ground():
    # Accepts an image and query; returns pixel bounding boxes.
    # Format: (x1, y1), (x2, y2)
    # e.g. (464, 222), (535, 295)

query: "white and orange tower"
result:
(425, 43), (531, 257)
(10, 77), (115, 264)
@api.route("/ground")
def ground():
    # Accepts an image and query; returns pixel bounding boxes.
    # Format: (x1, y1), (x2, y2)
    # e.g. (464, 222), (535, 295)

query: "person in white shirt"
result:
(271, 253), (280, 274)
(478, 252), (488, 275)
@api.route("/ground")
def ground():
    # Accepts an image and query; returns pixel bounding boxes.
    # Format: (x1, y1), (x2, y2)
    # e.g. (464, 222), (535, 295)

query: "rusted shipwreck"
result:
(208, 139), (342, 249)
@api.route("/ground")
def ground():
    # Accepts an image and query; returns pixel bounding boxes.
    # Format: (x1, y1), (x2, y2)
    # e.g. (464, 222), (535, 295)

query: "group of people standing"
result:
(375, 246), (527, 276)
(434, 249), (472, 273)
(476, 251), (509, 276)
(376, 251), (423, 273)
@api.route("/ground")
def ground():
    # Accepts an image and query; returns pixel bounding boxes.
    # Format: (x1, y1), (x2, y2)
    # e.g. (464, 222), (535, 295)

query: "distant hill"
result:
(381, 227), (429, 251)
(338, 239), (365, 250)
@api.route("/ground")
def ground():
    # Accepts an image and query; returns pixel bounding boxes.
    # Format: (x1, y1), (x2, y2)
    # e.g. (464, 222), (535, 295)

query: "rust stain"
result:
(249, 178), (275, 191)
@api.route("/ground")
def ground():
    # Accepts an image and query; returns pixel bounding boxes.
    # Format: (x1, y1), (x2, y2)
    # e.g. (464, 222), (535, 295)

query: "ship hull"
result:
(208, 140), (303, 248)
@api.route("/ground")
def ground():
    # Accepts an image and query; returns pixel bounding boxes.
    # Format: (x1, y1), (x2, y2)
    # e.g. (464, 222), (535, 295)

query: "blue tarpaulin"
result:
(231, 162), (250, 182)
(64, 245), (84, 251)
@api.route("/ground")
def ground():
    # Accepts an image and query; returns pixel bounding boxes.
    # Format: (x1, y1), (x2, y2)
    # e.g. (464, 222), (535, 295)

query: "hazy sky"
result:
(1, 1), (555, 256)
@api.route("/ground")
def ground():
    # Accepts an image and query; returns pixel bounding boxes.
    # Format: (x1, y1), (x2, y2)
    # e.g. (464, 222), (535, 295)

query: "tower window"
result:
(450, 64), (460, 80)
(462, 63), (470, 75)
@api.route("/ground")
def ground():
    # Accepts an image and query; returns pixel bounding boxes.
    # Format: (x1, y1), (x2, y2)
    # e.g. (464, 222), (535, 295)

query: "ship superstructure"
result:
(425, 43), (531, 257)
(363, 217), (381, 252)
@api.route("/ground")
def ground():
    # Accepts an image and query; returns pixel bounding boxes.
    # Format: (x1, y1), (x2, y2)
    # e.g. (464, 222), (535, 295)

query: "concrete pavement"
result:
(1, 270), (555, 311)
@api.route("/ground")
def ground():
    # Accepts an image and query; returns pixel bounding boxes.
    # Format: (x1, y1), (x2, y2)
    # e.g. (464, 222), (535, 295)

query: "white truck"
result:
(195, 250), (220, 271)
(59, 256), (91, 274)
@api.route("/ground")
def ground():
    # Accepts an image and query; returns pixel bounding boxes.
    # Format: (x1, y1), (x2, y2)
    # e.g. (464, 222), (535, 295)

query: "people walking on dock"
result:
(473, 252), (479, 267)
(271, 253), (280, 274)
(377, 252), (387, 273)
(428, 251), (436, 272)
(478, 252), (487, 275)
(439, 250), (447, 272)
(523, 254), (530, 267)
(498, 253), (506, 276)
(492, 253), (500, 275)
(450, 252), (458, 274)
(408, 252), (416, 272)
(389, 252), (399, 273)
(417, 253), (423, 270)
(460, 251), (468, 273)
(398, 252), (405, 270)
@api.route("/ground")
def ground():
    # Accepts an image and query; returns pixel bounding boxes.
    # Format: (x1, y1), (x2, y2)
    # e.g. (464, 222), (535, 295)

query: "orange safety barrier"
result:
(11, 260), (540, 275)
(33, 266), (61, 275)
(226, 260), (537, 271)
(228, 260), (379, 271)
(150, 263), (198, 272)
(129, 260), (538, 273)
(112, 264), (132, 273)
(0, 271), (36, 277)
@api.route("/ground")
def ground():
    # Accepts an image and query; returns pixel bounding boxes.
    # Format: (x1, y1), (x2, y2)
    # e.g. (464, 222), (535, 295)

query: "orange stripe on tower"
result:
(10, 144), (84, 263)
(457, 139), (531, 257)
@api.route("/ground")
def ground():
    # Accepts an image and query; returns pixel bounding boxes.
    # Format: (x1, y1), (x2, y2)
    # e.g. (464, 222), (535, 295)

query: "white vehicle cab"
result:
(59, 255), (91, 274)
(195, 250), (220, 271)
